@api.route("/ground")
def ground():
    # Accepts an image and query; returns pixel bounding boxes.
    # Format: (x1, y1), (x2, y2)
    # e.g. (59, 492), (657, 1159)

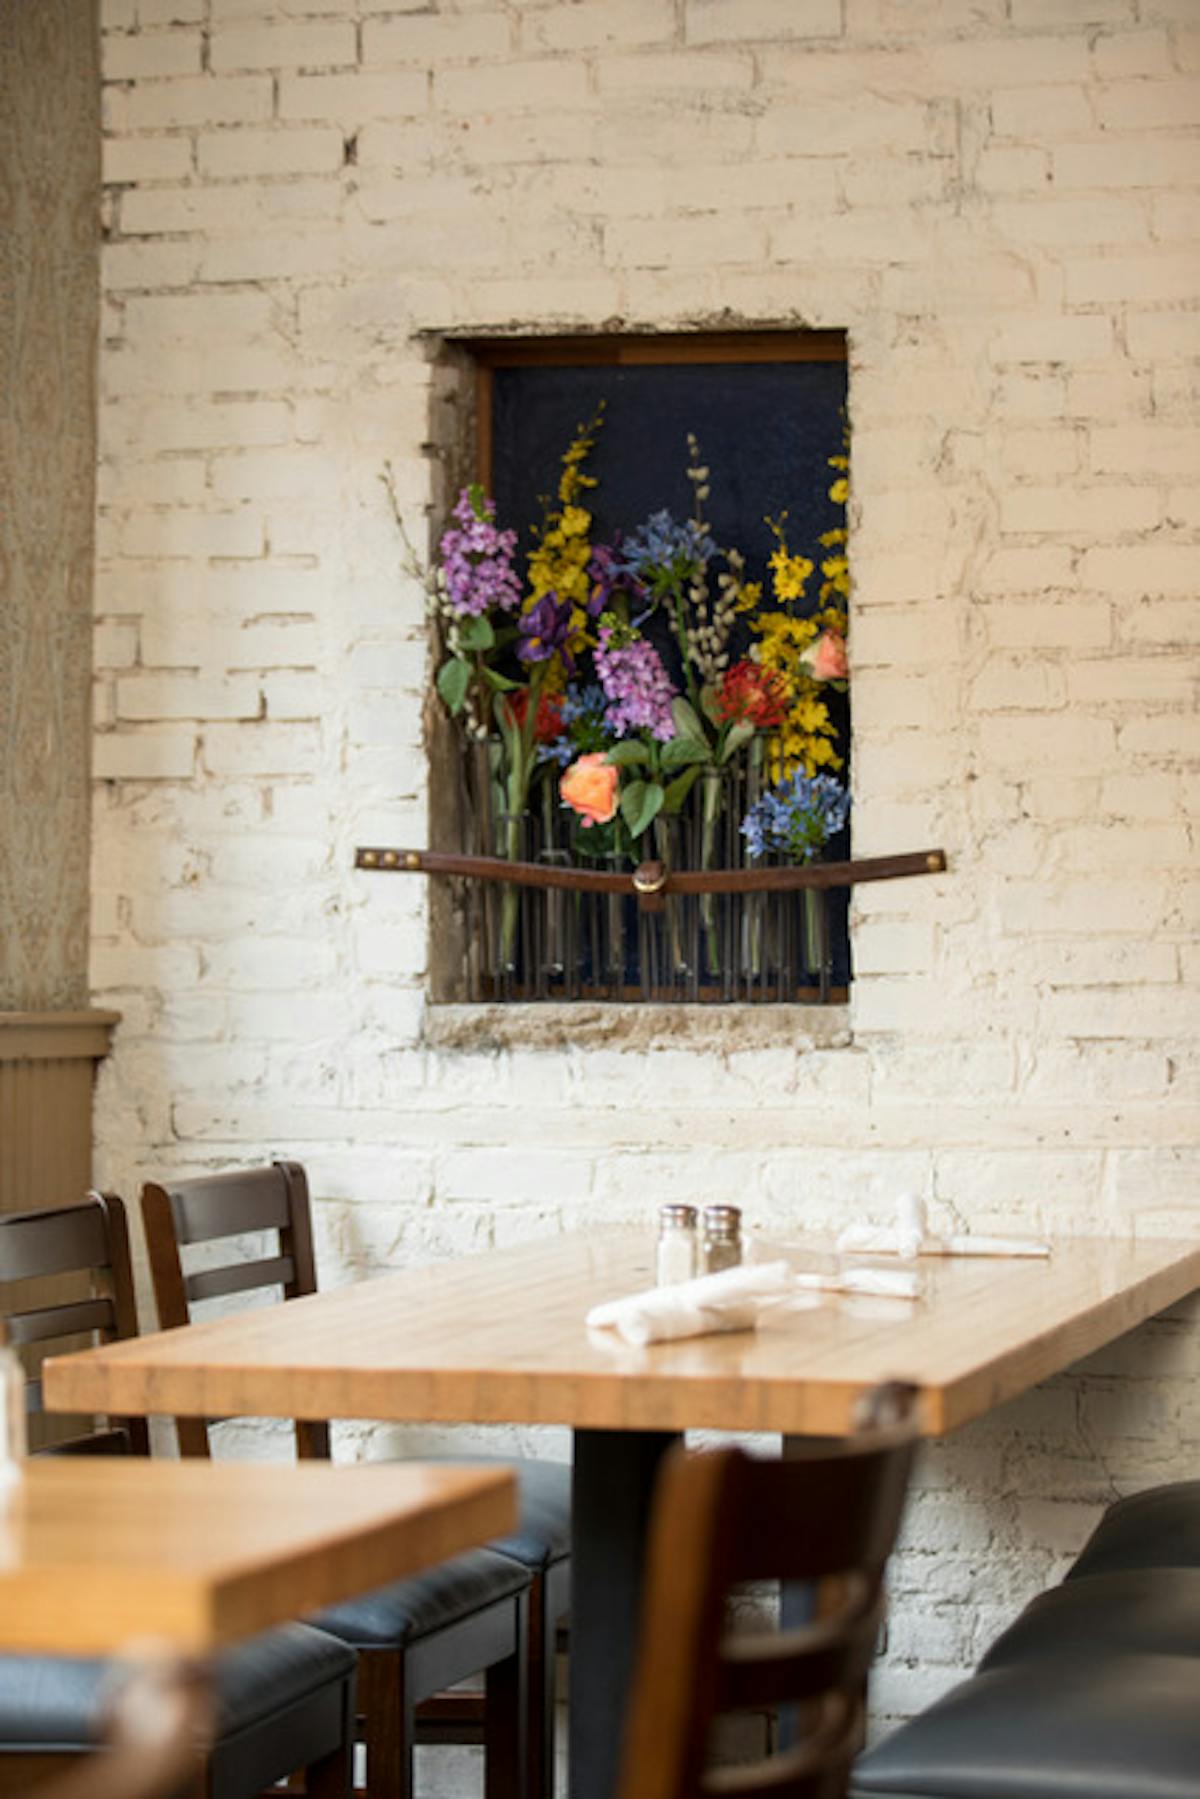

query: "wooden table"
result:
(43, 1229), (1200, 1799)
(0, 1458), (515, 1656)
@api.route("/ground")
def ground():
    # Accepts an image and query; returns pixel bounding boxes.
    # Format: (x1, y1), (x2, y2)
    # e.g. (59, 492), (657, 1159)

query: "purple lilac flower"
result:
(741, 773), (849, 864)
(438, 486), (522, 618)
(595, 624), (677, 742)
(517, 592), (575, 668)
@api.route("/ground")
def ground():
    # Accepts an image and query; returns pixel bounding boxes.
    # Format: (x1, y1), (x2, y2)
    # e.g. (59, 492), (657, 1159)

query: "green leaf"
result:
(661, 734), (711, 772)
(504, 741), (527, 807)
(699, 683), (723, 727)
(456, 615), (495, 652)
(481, 666), (519, 692)
(719, 719), (755, 763)
(436, 657), (471, 715)
(572, 818), (620, 860)
(621, 779), (665, 839)
(671, 697), (708, 743)
(606, 741), (650, 770)
(663, 765), (702, 813)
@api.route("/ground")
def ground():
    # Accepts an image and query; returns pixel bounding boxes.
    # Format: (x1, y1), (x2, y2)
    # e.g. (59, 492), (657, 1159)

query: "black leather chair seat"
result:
(1067, 1482), (1200, 1580)
(851, 1653), (1200, 1799)
(312, 1547), (529, 1649)
(980, 1567), (1200, 1667)
(448, 1456), (571, 1571)
(0, 1623), (355, 1751)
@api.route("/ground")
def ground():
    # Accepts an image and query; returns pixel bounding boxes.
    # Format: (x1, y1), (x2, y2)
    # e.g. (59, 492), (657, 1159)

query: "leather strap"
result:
(356, 846), (946, 904)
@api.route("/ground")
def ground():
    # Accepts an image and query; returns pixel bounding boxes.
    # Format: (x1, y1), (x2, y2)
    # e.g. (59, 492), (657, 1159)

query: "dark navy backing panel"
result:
(489, 358), (848, 599)
(485, 353), (853, 988)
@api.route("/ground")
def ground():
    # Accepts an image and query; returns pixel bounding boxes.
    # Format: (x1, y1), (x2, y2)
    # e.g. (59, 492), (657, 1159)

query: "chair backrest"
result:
(141, 1160), (329, 1460)
(617, 1383), (919, 1799)
(0, 1195), (147, 1456)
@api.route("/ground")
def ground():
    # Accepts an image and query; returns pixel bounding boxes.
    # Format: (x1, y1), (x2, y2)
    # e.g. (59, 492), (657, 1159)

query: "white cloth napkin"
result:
(586, 1261), (796, 1347)
(836, 1193), (1050, 1260)
(586, 1259), (919, 1346)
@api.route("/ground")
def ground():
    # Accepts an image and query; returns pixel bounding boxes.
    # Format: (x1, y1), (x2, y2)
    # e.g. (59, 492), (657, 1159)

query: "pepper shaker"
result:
(701, 1204), (743, 1274)
(656, 1204), (699, 1286)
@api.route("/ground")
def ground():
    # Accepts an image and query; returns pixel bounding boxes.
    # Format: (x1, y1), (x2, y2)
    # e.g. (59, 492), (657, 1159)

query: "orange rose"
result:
(800, 630), (848, 682)
(560, 753), (618, 828)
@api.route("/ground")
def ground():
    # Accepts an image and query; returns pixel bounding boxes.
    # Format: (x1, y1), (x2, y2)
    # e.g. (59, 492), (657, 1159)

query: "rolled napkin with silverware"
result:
(836, 1193), (1050, 1259)
(586, 1259), (919, 1347)
(587, 1261), (794, 1346)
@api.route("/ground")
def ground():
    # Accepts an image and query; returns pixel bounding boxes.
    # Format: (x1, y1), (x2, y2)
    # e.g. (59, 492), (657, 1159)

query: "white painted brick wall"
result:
(93, 0), (1198, 1744)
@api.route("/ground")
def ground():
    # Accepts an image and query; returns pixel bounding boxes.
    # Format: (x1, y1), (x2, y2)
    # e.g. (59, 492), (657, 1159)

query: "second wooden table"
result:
(0, 1458), (516, 1656)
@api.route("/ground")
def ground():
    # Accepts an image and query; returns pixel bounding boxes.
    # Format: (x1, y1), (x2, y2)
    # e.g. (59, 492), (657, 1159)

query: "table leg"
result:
(570, 1427), (679, 1799)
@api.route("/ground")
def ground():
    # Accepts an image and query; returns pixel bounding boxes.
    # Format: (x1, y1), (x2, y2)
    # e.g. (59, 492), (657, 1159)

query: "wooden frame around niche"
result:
(460, 329), (847, 493)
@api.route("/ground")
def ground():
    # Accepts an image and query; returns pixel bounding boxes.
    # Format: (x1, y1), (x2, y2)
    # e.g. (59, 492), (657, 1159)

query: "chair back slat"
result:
(0, 1204), (111, 1285)
(185, 1255), (296, 1305)
(733, 1443), (916, 1586)
(617, 1387), (918, 1799)
(8, 1297), (117, 1348)
(165, 1167), (295, 1246)
(38, 1425), (134, 1458)
(141, 1162), (329, 1463)
(715, 1589), (884, 1713)
(0, 1195), (147, 1457)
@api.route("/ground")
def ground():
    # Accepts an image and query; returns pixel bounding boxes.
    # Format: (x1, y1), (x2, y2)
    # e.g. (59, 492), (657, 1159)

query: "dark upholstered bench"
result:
(852, 1483), (1200, 1799)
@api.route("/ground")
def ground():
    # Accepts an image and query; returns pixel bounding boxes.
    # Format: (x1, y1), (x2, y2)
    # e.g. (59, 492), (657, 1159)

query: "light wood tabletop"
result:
(0, 1457), (516, 1657)
(43, 1227), (1200, 1438)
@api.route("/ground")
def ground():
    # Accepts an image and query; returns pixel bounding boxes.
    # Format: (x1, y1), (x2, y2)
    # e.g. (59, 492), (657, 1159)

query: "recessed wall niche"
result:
(422, 330), (852, 1007)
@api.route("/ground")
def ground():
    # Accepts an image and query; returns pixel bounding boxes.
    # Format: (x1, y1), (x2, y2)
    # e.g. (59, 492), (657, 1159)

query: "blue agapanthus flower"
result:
(741, 772), (850, 865)
(539, 683), (610, 767)
(611, 510), (715, 590)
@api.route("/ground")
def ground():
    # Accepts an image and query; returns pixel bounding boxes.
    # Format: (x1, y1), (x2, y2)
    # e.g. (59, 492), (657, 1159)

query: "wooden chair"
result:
(616, 1383), (919, 1799)
(141, 1161), (564, 1799)
(0, 1192), (148, 1458)
(0, 1196), (358, 1799)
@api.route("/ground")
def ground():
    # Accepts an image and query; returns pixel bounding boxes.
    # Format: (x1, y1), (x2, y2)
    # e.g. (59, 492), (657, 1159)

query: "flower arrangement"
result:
(387, 411), (851, 991)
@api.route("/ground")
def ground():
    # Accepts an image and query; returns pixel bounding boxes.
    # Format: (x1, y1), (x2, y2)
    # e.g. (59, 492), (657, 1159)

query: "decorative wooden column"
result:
(0, 1012), (119, 1214)
(0, 1), (111, 1236)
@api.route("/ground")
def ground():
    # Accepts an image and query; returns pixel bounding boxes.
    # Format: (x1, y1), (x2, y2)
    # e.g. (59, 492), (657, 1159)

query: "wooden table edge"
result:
(0, 1461), (517, 1656)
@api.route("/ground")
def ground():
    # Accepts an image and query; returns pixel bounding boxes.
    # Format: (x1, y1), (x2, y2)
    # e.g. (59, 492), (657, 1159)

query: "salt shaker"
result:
(656, 1204), (699, 1286)
(701, 1204), (743, 1274)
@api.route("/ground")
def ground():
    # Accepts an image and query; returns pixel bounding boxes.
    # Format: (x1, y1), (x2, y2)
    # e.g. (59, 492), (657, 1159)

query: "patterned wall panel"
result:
(0, 0), (99, 1010)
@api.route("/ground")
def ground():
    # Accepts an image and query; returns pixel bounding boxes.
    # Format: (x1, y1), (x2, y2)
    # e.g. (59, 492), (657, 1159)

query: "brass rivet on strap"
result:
(926, 852), (944, 872)
(404, 852), (421, 870)
(360, 849), (378, 867)
(632, 861), (667, 895)
(382, 849), (399, 868)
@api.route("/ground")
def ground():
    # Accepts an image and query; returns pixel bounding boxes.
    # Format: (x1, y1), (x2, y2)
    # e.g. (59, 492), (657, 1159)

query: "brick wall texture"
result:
(93, 0), (1199, 1724)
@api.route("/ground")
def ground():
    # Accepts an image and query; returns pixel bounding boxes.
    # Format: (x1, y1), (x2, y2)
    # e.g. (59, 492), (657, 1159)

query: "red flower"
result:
(507, 687), (564, 743)
(712, 661), (789, 729)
